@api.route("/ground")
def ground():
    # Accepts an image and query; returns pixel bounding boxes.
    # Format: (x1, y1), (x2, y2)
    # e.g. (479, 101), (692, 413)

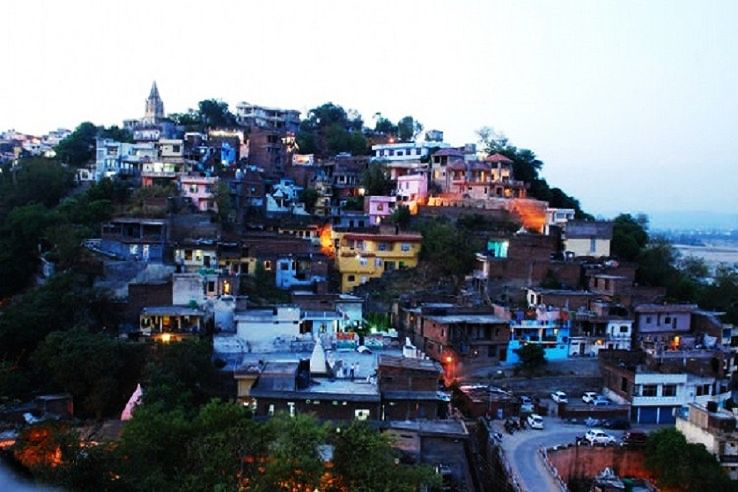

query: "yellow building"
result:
(334, 229), (423, 292)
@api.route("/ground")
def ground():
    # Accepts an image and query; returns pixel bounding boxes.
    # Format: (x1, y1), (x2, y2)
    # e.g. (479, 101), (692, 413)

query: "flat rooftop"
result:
(424, 314), (507, 324)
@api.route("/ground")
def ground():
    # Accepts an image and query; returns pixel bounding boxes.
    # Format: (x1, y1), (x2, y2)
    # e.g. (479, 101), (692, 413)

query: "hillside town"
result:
(1, 82), (738, 492)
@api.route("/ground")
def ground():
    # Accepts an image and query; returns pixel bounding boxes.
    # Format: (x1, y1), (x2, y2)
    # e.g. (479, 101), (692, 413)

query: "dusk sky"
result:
(2, 0), (737, 218)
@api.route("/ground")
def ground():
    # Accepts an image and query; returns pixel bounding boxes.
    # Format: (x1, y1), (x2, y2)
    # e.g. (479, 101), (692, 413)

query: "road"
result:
(494, 418), (625, 492)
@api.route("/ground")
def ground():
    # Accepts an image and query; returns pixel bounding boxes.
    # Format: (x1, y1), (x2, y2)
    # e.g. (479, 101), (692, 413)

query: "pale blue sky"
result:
(2, 0), (737, 216)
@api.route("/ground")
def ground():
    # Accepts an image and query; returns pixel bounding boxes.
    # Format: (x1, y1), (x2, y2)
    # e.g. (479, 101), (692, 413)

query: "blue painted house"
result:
(506, 308), (571, 364)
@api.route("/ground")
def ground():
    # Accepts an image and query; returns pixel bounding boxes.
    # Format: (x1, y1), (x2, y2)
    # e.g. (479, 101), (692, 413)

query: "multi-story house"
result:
(562, 220), (613, 258)
(544, 208), (575, 235)
(371, 141), (449, 162)
(507, 308), (571, 363)
(156, 139), (185, 164)
(334, 228), (422, 292)
(396, 173), (428, 214)
(95, 138), (157, 180)
(235, 102), (300, 133)
(365, 195), (396, 225)
(635, 303), (698, 351)
(141, 161), (179, 188)
(235, 305), (303, 351)
(421, 311), (510, 379)
(568, 313), (633, 356)
(601, 349), (732, 424)
(430, 148), (465, 189)
(676, 403), (738, 480)
(98, 217), (168, 262)
(179, 175), (218, 212)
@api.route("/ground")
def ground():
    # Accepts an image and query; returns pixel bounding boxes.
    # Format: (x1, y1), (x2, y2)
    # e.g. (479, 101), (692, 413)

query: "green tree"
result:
(611, 213), (649, 261)
(299, 188), (319, 214)
(0, 158), (74, 210)
(98, 125), (133, 143)
(645, 427), (733, 491)
(297, 102), (368, 157)
(333, 421), (440, 492)
(32, 328), (143, 418)
(214, 181), (235, 225)
(397, 115), (423, 142)
(361, 162), (394, 196)
(374, 114), (398, 135)
(391, 204), (411, 229)
(117, 403), (194, 492)
(514, 343), (546, 372)
(419, 219), (481, 287)
(54, 122), (98, 166)
(197, 99), (238, 127)
(258, 413), (327, 491)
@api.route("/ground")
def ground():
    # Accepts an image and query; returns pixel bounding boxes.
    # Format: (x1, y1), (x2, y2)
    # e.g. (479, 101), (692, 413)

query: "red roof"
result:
(470, 161), (491, 171)
(485, 153), (513, 163)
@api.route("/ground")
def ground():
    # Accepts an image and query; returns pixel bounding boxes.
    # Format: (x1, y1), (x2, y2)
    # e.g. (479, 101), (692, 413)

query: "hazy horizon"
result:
(3, 0), (737, 217)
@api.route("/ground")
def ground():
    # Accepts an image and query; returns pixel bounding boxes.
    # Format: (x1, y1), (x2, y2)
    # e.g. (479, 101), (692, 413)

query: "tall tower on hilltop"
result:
(143, 81), (165, 124)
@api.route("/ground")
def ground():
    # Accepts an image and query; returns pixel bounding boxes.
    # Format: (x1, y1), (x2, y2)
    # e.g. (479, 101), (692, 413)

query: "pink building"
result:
(179, 175), (218, 212)
(364, 195), (396, 225)
(396, 173), (428, 213)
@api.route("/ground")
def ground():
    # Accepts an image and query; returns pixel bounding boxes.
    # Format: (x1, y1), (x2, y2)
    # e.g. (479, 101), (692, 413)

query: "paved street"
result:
(494, 417), (626, 492)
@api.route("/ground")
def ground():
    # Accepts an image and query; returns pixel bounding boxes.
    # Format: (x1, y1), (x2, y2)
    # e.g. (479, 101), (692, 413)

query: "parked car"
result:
(527, 414), (544, 430)
(623, 431), (648, 447)
(582, 392), (599, 404)
(551, 391), (568, 404)
(585, 428), (616, 445)
(593, 397), (612, 407)
(520, 396), (534, 414)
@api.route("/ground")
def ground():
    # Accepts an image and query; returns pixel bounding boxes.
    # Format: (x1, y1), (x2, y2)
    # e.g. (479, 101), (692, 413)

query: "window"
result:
(207, 281), (215, 293)
(355, 409), (370, 420)
(347, 275), (355, 282)
(664, 316), (671, 325)
(641, 384), (657, 397)
(359, 257), (368, 266)
(378, 242), (388, 251)
(377, 203), (384, 211)
(268, 404), (275, 416)
(401, 243), (411, 252)
(375, 258), (382, 267)
(280, 262), (289, 271)
(662, 384), (677, 397)
(264, 260), (272, 270)
(172, 144), (181, 153)
(589, 238), (596, 252)
(646, 316), (652, 324)
(620, 325), (629, 333)
(621, 377), (629, 393)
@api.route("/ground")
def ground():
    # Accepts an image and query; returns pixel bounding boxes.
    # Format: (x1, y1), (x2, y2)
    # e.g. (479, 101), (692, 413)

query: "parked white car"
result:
(593, 397), (612, 407)
(582, 392), (598, 404)
(527, 414), (544, 430)
(585, 428), (616, 445)
(551, 391), (568, 404)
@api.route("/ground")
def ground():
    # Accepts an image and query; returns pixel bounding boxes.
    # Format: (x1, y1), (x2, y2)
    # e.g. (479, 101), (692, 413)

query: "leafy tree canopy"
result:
(297, 102), (368, 157)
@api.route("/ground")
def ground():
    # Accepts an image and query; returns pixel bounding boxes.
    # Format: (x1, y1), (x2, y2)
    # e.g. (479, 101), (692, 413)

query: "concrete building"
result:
(95, 138), (157, 180)
(179, 175), (218, 212)
(333, 228), (422, 292)
(676, 403), (738, 480)
(601, 350), (732, 424)
(365, 195), (397, 225)
(507, 308), (571, 363)
(396, 173), (428, 214)
(99, 218), (168, 262)
(235, 306), (303, 351)
(563, 221), (613, 258)
(371, 141), (449, 162)
(235, 102), (300, 133)
(635, 304), (698, 351)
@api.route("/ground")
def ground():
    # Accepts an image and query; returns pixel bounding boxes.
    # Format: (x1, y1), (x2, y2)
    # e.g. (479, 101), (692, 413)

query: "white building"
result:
(371, 141), (449, 162)
(235, 306), (304, 351)
(235, 102), (300, 132)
